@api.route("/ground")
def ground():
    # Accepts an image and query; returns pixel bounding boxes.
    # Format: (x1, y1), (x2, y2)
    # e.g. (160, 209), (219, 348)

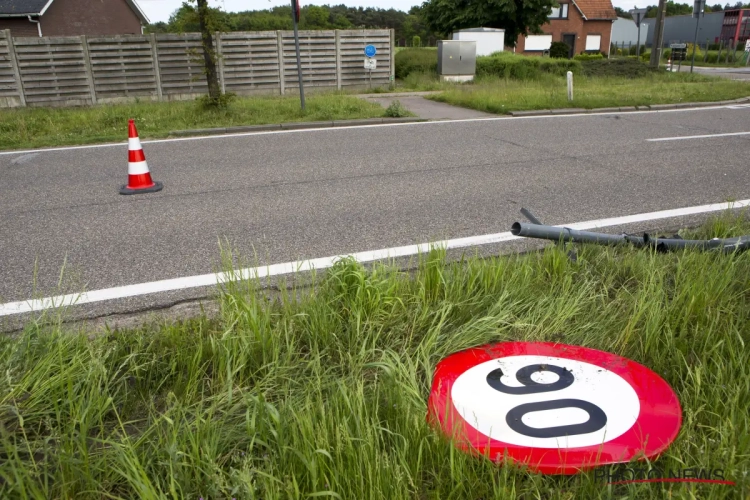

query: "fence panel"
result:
(156, 33), (208, 99)
(220, 31), (280, 94)
(14, 36), (91, 106)
(339, 30), (391, 88)
(0, 31), (21, 106)
(281, 30), (337, 89)
(88, 35), (159, 102)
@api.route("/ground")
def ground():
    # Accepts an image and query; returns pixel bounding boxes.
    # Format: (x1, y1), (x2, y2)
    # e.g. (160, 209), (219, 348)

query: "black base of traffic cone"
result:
(119, 181), (164, 195)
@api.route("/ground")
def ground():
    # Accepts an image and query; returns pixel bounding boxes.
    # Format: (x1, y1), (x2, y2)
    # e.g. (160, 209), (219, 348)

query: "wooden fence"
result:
(0, 29), (394, 107)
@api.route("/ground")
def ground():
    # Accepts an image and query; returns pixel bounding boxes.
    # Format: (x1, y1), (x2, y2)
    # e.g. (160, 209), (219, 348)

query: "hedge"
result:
(580, 58), (659, 78)
(475, 53), (582, 79)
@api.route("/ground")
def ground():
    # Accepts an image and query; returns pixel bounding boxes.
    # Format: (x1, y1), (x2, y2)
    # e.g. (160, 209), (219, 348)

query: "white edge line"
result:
(0, 103), (739, 157)
(2, 199), (748, 318)
(647, 131), (750, 142)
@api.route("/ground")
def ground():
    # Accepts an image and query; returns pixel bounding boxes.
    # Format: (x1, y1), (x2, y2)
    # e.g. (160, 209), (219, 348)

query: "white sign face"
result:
(451, 355), (641, 449)
(364, 58), (377, 70)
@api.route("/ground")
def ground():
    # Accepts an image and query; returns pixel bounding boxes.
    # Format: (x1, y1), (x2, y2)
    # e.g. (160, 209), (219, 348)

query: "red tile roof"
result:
(573, 0), (617, 20)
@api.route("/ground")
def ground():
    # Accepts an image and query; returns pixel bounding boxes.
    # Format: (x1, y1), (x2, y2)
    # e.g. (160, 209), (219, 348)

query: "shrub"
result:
(686, 43), (702, 59)
(395, 48), (436, 79)
(412, 35), (421, 48)
(384, 100), (410, 117)
(573, 53), (604, 61)
(475, 53), (582, 79)
(581, 58), (659, 78)
(550, 41), (570, 59)
(628, 44), (646, 56)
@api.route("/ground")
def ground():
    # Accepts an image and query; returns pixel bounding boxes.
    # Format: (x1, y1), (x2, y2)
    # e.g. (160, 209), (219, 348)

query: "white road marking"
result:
(0, 103), (743, 156)
(648, 131), (750, 141)
(1, 199), (748, 317)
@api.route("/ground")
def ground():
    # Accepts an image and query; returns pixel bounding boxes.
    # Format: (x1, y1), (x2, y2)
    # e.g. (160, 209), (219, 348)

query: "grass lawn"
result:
(428, 73), (750, 113)
(1, 212), (749, 498)
(0, 94), (388, 151)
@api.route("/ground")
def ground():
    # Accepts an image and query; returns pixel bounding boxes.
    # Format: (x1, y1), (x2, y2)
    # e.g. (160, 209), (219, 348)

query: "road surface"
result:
(677, 65), (750, 80)
(1, 104), (750, 324)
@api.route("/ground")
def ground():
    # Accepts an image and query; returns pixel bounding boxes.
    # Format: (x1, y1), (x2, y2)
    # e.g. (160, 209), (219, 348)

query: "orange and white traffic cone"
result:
(666, 56), (672, 72)
(119, 119), (163, 195)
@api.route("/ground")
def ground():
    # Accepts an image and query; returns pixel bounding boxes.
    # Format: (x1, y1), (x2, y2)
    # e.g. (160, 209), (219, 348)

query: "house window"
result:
(549, 4), (569, 19)
(525, 35), (553, 51)
(585, 35), (602, 51)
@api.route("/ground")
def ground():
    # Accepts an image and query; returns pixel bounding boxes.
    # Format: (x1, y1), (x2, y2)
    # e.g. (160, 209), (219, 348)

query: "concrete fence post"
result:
(150, 33), (163, 101)
(80, 35), (97, 105)
(4, 30), (25, 107)
(276, 30), (285, 95)
(335, 29), (342, 90)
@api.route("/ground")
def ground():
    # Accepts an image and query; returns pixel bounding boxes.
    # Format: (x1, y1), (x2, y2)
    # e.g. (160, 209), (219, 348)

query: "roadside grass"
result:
(1, 211), (749, 498)
(0, 93), (387, 151)
(428, 72), (750, 113)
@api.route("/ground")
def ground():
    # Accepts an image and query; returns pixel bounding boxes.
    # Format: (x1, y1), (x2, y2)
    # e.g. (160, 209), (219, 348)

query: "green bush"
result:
(573, 53), (604, 61)
(550, 41), (570, 59)
(475, 52), (582, 79)
(581, 58), (659, 78)
(395, 48), (436, 79)
(628, 44), (646, 56)
(384, 100), (409, 117)
(412, 35), (421, 48)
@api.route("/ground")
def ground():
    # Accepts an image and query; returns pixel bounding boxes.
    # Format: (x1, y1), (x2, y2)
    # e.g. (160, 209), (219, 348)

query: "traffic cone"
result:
(119, 119), (163, 195)
(666, 56), (672, 72)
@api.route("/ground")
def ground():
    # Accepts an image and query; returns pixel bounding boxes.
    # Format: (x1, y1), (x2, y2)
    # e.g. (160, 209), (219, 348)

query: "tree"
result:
(420, 0), (558, 48)
(193, 0), (222, 104)
(614, 7), (632, 18)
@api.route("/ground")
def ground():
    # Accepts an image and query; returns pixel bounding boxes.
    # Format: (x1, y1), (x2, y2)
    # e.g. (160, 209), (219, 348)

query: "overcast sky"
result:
(135, 0), (635, 24)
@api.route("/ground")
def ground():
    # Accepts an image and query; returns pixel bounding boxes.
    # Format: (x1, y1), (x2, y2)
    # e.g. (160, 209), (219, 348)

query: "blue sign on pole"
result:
(364, 45), (377, 58)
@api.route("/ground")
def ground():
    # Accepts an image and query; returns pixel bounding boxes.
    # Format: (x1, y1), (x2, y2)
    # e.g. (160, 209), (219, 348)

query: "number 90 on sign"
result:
(427, 342), (682, 475)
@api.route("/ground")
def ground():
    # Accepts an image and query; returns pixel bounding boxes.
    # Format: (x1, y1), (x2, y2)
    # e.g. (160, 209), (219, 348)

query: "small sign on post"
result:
(364, 44), (377, 58)
(629, 8), (649, 58)
(364, 58), (377, 70)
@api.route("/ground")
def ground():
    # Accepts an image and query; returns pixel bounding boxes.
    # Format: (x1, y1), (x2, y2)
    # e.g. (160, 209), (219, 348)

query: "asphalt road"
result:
(677, 65), (750, 80)
(2, 104), (750, 323)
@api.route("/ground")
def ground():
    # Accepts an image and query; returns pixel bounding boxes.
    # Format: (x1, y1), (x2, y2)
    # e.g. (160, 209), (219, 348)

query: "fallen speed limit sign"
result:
(427, 342), (682, 474)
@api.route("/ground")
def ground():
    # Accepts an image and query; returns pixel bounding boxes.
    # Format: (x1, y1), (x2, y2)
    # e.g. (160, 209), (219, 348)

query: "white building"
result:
(611, 17), (649, 46)
(452, 27), (505, 56)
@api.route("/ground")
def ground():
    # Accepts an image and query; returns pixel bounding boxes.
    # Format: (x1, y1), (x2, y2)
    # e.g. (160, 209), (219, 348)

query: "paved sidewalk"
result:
(359, 94), (495, 120)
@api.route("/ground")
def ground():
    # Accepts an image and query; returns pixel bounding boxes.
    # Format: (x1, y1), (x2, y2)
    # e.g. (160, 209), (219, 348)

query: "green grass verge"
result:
(428, 73), (750, 113)
(1, 212), (749, 498)
(0, 94), (388, 151)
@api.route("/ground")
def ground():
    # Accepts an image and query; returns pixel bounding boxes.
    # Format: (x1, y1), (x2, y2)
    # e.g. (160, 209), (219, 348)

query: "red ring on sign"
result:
(427, 342), (682, 475)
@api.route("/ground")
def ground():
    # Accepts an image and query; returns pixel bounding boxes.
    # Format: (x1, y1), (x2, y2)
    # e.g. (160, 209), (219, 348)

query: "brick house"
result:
(0, 0), (149, 38)
(515, 0), (617, 57)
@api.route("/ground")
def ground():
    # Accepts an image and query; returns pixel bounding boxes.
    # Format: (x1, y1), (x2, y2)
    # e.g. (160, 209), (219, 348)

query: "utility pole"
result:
(690, 0), (705, 73)
(649, 0), (667, 67)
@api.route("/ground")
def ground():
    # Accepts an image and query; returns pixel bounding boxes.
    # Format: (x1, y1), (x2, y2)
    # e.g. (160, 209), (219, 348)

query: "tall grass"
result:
(0, 94), (387, 151)
(429, 72), (750, 113)
(0, 213), (749, 498)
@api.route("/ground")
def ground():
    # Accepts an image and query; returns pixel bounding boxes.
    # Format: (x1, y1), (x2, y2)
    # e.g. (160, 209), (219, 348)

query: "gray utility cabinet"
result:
(437, 40), (477, 75)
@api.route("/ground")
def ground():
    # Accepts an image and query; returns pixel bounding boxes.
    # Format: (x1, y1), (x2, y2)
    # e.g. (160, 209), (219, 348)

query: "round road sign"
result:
(364, 44), (377, 58)
(427, 342), (682, 475)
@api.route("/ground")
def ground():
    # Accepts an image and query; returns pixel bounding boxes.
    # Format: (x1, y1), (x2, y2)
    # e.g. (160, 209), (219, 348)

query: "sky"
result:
(135, 0), (636, 24)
